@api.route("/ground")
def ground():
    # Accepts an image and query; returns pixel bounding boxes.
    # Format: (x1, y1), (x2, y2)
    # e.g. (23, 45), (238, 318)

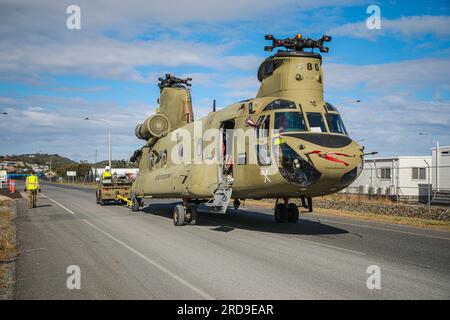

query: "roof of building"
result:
(431, 146), (450, 150)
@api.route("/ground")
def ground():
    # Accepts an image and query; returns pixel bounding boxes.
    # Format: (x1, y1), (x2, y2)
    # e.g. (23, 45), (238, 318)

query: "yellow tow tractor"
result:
(96, 176), (133, 206)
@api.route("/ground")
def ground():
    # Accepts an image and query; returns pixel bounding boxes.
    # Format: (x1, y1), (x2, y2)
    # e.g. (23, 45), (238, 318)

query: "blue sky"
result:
(0, 0), (449, 162)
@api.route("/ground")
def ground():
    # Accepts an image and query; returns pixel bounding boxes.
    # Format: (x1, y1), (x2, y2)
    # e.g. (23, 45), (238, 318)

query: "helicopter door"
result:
(220, 120), (235, 182)
(256, 115), (271, 166)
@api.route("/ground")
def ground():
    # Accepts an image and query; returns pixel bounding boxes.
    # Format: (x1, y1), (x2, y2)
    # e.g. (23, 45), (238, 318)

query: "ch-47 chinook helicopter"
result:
(129, 34), (364, 226)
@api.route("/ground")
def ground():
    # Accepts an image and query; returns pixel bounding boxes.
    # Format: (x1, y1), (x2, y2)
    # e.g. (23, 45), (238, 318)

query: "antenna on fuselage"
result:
(213, 99), (216, 112)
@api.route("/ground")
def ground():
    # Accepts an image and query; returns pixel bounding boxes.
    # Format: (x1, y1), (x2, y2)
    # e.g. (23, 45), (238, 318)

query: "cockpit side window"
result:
(263, 99), (296, 111)
(325, 102), (338, 112)
(306, 112), (327, 133)
(274, 112), (306, 132)
(325, 113), (348, 135)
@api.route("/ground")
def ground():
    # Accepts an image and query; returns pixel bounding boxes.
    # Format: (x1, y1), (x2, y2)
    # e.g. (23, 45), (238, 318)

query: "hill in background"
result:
(0, 153), (76, 167)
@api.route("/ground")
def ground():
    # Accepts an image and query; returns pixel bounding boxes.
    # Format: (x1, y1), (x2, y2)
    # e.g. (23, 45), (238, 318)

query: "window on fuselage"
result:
(306, 112), (327, 133)
(256, 116), (271, 165)
(325, 102), (338, 112)
(263, 99), (296, 111)
(274, 112), (306, 133)
(325, 113), (348, 135)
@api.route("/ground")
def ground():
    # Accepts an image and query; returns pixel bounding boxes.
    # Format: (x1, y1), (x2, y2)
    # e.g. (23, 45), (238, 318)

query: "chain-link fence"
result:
(341, 164), (450, 206)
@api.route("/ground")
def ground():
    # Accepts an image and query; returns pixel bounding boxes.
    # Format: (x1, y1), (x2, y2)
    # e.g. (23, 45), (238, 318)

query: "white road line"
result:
(41, 194), (75, 214)
(81, 219), (214, 299)
(291, 237), (366, 255)
(310, 217), (450, 241)
(41, 193), (214, 300)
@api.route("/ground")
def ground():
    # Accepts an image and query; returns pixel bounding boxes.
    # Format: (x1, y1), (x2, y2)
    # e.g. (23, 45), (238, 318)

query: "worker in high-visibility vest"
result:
(101, 166), (112, 186)
(24, 171), (40, 208)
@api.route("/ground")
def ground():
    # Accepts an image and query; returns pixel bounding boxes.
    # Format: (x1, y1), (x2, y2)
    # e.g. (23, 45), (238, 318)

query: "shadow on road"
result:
(34, 204), (52, 208)
(142, 202), (348, 236)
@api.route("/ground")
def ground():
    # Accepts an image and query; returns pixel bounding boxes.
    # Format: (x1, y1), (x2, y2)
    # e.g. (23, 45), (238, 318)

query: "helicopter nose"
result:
(277, 136), (363, 191)
(304, 147), (363, 190)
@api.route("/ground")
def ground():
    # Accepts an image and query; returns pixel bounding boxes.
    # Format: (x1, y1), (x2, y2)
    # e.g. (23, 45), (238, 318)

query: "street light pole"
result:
(336, 99), (361, 106)
(94, 149), (98, 182)
(84, 118), (112, 169)
(418, 132), (440, 195)
(108, 127), (111, 168)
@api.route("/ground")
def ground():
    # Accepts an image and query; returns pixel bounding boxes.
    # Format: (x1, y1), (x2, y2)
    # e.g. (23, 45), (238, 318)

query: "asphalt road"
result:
(14, 182), (450, 299)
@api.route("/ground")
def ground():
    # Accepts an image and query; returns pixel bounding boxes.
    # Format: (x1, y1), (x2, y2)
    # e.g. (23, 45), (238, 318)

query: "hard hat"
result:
(105, 166), (111, 171)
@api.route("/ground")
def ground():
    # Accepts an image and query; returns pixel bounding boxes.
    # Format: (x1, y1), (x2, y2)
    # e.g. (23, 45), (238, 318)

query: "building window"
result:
(412, 167), (426, 180)
(380, 167), (391, 180)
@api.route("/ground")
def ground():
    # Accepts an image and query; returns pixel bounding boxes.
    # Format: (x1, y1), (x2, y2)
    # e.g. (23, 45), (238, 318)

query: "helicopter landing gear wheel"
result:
(274, 203), (288, 223)
(131, 195), (140, 212)
(173, 204), (186, 226)
(187, 205), (198, 225)
(287, 203), (299, 223)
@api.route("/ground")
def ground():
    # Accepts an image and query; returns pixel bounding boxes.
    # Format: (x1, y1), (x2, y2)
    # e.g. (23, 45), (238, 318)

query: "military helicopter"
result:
(129, 34), (364, 226)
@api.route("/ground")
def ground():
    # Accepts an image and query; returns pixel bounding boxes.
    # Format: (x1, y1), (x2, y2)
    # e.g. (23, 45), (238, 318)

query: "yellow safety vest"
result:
(102, 171), (112, 179)
(26, 175), (39, 191)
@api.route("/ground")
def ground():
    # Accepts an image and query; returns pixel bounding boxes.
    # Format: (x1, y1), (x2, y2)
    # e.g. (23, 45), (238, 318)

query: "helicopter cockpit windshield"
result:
(324, 103), (348, 135)
(274, 112), (306, 133)
(325, 113), (347, 135)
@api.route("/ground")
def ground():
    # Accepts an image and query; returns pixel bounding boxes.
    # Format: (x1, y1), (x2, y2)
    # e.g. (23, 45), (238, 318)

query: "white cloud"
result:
(0, 95), (152, 161)
(52, 86), (110, 93)
(328, 15), (450, 40)
(0, 0), (359, 83)
(323, 57), (450, 155)
(0, 36), (263, 83)
(324, 58), (450, 91)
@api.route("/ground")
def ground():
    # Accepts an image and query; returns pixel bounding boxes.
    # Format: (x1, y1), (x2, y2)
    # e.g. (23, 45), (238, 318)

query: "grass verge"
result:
(0, 198), (17, 299)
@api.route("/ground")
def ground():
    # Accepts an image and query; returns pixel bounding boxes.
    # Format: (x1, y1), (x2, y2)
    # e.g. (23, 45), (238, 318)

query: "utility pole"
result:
(84, 118), (112, 169)
(436, 140), (440, 192)
(94, 149), (98, 182)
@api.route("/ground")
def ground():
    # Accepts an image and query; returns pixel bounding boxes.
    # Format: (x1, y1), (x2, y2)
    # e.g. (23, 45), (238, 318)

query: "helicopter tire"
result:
(274, 203), (288, 223)
(188, 205), (198, 225)
(173, 204), (185, 226)
(233, 199), (240, 210)
(287, 203), (299, 223)
(131, 194), (140, 212)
